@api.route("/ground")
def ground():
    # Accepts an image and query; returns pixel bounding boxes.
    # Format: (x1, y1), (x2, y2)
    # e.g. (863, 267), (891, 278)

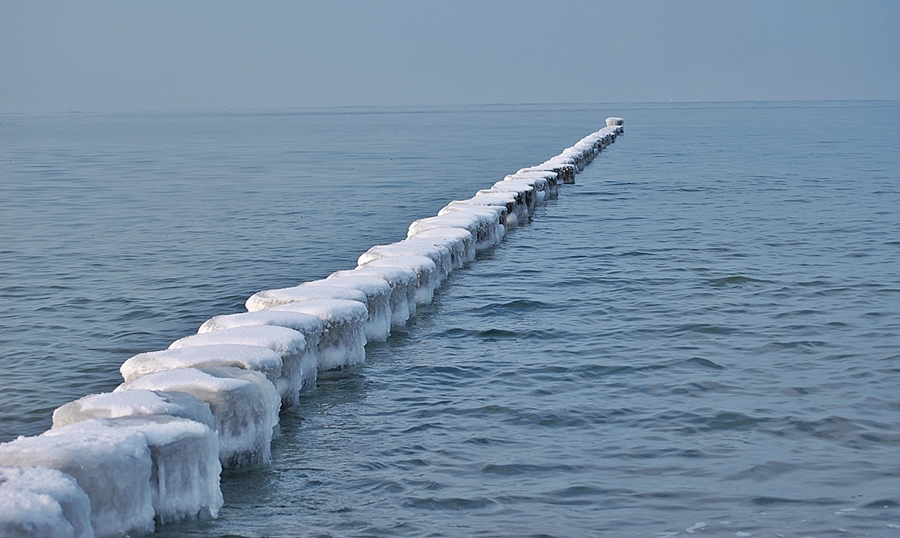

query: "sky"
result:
(1, 0), (898, 113)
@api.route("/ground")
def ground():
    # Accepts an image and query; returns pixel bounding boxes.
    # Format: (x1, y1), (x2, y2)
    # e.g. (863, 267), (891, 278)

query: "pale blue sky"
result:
(2, 0), (898, 113)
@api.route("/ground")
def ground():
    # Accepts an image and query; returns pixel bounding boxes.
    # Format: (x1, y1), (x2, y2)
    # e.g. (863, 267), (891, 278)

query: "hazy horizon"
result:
(2, 1), (898, 114)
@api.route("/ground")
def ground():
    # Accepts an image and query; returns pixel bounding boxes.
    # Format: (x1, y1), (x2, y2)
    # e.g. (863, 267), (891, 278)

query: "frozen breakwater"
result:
(0, 118), (623, 537)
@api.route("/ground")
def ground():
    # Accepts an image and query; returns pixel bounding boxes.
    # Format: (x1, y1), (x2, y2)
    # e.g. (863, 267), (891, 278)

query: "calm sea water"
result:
(1, 102), (899, 537)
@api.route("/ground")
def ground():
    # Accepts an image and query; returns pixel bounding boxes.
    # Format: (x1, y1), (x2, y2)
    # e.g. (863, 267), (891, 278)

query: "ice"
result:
(330, 267), (418, 327)
(358, 254), (438, 306)
(270, 299), (368, 370)
(199, 311), (324, 359)
(0, 425), (155, 537)
(358, 239), (453, 284)
(0, 466), (93, 538)
(246, 281), (368, 312)
(510, 168), (559, 187)
(551, 127), (620, 172)
(557, 147), (588, 172)
(401, 227), (475, 270)
(196, 315), (322, 395)
(606, 116), (624, 126)
(53, 389), (215, 431)
(525, 161), (576, 184)
(516, 167), (564, 193)
(412, 207), (505, 252)
(547, 155), (582, 176)
(116, 366), (280, 468)
(169, 325), (313, 405)
(476, 188), (533, 221)
(310, 275), (393, 342)
(0, 487), (78, 538)
(450, 191), (527, 227)
(498, 174), (552, 205)
(490, 181), (539, 210)
(121, 344), (283, 392)
(53, 417), (223, 525)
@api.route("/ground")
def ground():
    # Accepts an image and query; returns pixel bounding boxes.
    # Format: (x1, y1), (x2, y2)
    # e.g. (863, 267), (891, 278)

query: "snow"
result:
(0, 425), (154, 538)
(53, 389), (215, 431)
(510, 169), (559, 183)
(358, 239), (453, 284)
(199, 310), (324, 346)
(169, 325), (313, 405)
(358, 254), (438, 306)
(246, 282), (367, 312)
(412, 207), (505, 252)
(331, 267), (418, 327)
(115, 366), (280, 469)
(526, 161), (576, 184)
(478, 181), (535, 218)
(53, 417), (222, 526)
(270, 299), (368, 371)
(449, 191), (527, 228)
(606, 116), (624, 126)
(0, 466), (93, 538)
(313, 274), (394, 343)
(402, 227), (475, 270)
(0, 487), (76, 538)
(121, 344), (283, 394)
(498, 175), (552, 206)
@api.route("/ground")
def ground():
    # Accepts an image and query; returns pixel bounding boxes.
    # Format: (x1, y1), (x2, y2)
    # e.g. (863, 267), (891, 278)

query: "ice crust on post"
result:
(456, 191), (528, 227)
(358, 254), (439, 306)
(52, 417), (223, 526)
(53, 389), (216, 431)
(198, 312), (324, 370)
(270, 299), (368, 371)
(169, 325), (313, 405)
(358, 239), (453, 284)
(120, 344), (283, 391)
(0, 425), (155, 538)
(200, 310), (323, 337)
(0, 466), (94, 538)
(331, 267), (418, 327)
(498, 175), (552, 206)
(312, 275), (394, 343)
(246, 282), (367, 312)
(431, 204), (507, 251)
(404, 227), (476, 270)
(116, 366), (280, 469)
(482, 182), (536, 215)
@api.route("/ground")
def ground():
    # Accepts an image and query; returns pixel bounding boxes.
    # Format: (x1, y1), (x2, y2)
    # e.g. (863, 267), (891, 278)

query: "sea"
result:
(1, 102), (899, 537)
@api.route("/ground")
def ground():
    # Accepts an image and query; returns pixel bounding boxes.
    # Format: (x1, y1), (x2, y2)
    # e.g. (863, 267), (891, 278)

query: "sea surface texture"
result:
(1, 102), (899, 537)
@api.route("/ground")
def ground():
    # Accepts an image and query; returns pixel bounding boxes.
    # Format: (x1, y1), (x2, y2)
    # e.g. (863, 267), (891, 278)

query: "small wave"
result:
(480, 328), (524, 339)
(668, 323), (738, 336)
(435, 327), (559, 341)
(862, 499), (900, 509)
(481, 463), (582, 476)
(756, 340), (828, 352)
(703, 412), (761, 431)
(685, 357), (724, 369)
(707, 275), (771, 287)
(752, 496), (842, 506)
(403, 496), (496, 510)
(773, 308), (822, 318)
(470, 298), (549, 317)
(725, 461), (799, 482)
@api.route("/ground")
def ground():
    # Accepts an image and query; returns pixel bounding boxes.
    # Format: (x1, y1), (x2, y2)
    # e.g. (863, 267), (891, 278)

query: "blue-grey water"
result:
(1, 102), (899, 537)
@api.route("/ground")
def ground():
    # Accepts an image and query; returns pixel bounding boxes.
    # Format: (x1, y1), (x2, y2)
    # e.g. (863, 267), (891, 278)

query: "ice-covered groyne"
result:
(0, 119), (623, 537)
